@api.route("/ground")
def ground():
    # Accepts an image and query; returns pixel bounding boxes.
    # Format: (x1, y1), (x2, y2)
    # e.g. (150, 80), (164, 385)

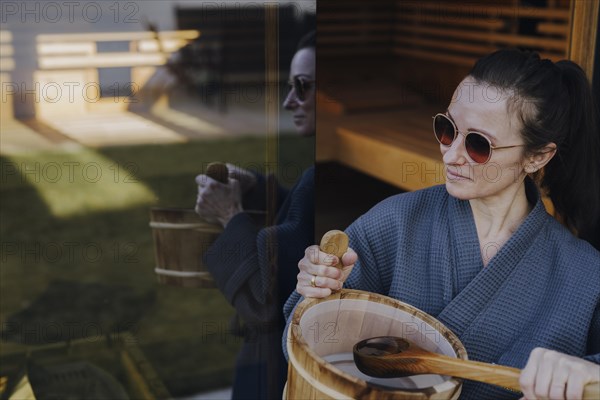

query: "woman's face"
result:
(283, 47), (315, 137)
(441, 76), (530, 201)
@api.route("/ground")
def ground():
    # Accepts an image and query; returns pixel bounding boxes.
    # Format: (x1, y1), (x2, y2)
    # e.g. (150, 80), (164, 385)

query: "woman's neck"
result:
(469, 182), (532, 266)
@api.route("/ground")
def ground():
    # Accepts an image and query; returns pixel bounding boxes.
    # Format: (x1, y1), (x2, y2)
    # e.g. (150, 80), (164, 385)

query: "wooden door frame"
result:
(568, 0), (599, 81)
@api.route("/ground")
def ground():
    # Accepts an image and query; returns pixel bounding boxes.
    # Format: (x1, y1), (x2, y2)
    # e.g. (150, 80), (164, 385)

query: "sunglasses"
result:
(433, 113), (525, 164)
(288, 76), (314, 102)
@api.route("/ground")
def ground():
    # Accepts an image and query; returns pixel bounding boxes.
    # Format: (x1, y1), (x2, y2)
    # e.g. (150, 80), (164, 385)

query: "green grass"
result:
(0, 135), (314, 397)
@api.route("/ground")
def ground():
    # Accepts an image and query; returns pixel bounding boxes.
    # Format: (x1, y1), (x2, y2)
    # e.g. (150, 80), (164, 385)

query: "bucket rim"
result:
(288, 289), (467, 398)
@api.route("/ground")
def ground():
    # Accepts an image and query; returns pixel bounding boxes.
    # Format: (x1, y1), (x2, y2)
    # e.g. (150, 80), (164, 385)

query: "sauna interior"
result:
(315, 0), (599, 236)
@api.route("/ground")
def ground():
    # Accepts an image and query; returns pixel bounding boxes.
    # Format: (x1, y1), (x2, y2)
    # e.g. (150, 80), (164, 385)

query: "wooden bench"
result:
(335, 107), (444, 191)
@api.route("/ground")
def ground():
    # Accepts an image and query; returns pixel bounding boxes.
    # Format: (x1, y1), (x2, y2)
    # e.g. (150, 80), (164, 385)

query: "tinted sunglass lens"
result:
(465, 133), (491, 163)
(434, 115), (455, 145)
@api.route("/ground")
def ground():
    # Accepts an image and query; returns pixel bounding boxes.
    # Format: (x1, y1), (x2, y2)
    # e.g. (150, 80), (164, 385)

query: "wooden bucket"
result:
(149, 207), (222, 288)
(285, 289), (467, 400)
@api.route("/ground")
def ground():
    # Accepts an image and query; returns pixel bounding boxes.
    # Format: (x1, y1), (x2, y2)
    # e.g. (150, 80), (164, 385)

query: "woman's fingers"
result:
(296, 284), (332, 298)
(533, 350), (556, 399)
(296, 270), (334, 298)
(194, 177), (243, 226)
(341, 249), (358, 266)
(298, 259), (342, 280)
(304, 245), (339, 267)
(565, 373), (586, 400)
(195, 174), (205, 186)
(297, 245), (358, 298)
(226, 163), (257, 193)
(548, 365), (569, 400)
(300, 270), (341, 290)
(521, 348), (600, 400)
(304, 246), (357, 269)
(300, 246), (359, 281)
(340, 248), (357, 281)
(520, 347), (543, 400)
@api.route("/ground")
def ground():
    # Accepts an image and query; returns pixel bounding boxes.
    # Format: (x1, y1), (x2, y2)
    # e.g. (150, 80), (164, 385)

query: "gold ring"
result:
(310, 275), (317, 288)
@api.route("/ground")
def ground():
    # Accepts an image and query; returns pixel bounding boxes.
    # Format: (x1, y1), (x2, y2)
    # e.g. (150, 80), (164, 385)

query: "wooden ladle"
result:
(353, 336), (600, 398)
(205, 161), (229, 184)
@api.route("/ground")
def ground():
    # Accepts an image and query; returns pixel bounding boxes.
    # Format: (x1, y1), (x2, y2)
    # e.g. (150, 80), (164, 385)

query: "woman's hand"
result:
(296, 245), (358, 298)
(195, 174), (243, 227)
(520, 347), (600, 400)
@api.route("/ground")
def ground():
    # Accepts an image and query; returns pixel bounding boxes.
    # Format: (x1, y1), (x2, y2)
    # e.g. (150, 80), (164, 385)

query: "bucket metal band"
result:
(154, 267), (212, 279)
(149, 221), (222, 233)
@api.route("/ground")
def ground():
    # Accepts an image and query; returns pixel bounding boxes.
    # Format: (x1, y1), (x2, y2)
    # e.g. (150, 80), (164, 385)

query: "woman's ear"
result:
(524, 143), (557, 173)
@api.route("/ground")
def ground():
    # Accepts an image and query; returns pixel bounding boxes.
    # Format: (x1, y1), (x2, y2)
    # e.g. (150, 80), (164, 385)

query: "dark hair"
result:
(297, 30), (315, 51)
(469, 49), (600, 250)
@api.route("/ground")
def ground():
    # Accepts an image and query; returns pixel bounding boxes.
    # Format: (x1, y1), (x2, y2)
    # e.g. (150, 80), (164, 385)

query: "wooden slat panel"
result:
(394, 46), (564, 66)
(319, 11), (394, 21)
(318, 81), (423, 115)
(319, 35), (394, 45)
(396, 14), (506, 30)
(537, 22), (569, 36)
(318, 24), (394, 33)
(397, 2), (570, 20)
(317, 47), (393, 56)
(395, 36), (497, 56)
(395, 25), (568, 51)
(394, 47), (479, 67)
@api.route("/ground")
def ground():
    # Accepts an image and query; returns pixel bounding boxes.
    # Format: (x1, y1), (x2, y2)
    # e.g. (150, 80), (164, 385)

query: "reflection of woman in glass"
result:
(195, 31), (315, 399)
(287, 49), (600, 400)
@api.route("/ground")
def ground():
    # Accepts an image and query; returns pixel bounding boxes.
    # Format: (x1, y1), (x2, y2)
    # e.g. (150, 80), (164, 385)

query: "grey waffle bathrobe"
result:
(283, 179), (600, 399)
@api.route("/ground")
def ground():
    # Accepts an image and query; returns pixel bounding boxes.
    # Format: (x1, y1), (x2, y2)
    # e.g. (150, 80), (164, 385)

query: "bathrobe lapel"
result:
(438, 182), (548, 347)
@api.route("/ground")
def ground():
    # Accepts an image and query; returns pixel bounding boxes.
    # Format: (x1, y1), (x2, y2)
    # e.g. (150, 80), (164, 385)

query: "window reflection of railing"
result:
(37, 30), (199, 69)
(33, 30), (199, 119)
(1, 30), (15, 122)
(0, 30), (54, 152)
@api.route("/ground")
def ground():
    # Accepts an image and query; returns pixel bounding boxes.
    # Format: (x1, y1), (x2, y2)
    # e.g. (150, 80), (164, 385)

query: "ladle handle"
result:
(419, 355), (600, 398)
(206, 162), (229, 184)
(420, 354), (521, 391)
(583, 382), (600, 400)
(319, 230), (349, 270)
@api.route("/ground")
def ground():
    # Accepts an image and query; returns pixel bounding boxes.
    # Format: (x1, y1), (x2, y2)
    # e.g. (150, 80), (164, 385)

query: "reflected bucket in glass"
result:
(149, 207), (221, 288)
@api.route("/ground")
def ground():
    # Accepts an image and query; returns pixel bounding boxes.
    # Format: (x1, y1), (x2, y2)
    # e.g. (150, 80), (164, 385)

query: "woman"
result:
(195, 31), (315, 399)
(285, 49), (600, 400)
